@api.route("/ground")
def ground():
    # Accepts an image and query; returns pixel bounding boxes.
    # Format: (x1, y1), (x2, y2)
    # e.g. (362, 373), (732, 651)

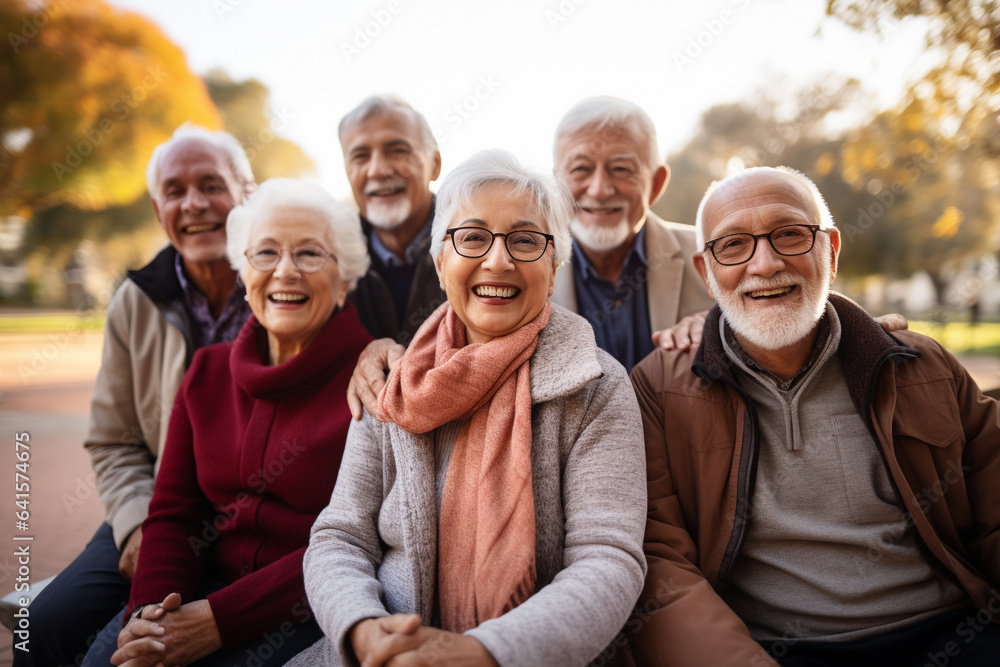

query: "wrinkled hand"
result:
(112, 593), (177, 667)
(113, 593), (221, 667)
(351, 615), (496, 667)
(118, 527), (142, 582)
(651, 310), (709, 352)
(875, 313), (908, 333)
(384, 628), (498, 667)
(347, 338), (406, 421)
(351, 614), (421, 667)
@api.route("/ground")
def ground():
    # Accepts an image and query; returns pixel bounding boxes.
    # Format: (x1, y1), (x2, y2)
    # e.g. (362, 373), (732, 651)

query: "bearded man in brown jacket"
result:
(630, 166), (1000, 667)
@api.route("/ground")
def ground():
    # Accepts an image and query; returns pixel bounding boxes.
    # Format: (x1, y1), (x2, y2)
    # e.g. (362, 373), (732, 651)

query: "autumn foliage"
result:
(0, 0), (221, 217)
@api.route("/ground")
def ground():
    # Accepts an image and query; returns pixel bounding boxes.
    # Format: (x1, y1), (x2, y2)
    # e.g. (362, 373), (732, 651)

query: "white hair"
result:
(146, 123), (255, 198)
(430, 149), (573, 267)
(226, 178), (370, 289)
(694, 166), (836, 249)
(338, 94), (438, 156)
(553, 96), (661, 172)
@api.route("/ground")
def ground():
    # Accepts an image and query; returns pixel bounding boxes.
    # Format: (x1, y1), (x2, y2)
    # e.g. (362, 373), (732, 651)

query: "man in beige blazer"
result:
(551, 96), (714, 370)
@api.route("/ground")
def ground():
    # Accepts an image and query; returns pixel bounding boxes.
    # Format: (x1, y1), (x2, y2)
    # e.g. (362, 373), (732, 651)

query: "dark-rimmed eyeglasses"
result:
(445, 227), (554, 263)
(704, 224), (831, 266)
(244, 244), (337, 273)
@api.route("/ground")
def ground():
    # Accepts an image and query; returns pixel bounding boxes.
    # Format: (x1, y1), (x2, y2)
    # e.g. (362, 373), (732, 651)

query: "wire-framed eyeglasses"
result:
(244, 244), (338, 273)
(446, 227), (554, 262)
(704, 224), (831, 266)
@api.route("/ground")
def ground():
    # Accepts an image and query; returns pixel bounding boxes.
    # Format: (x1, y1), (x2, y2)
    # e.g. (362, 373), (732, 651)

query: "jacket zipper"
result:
(693, 363), (760, 598)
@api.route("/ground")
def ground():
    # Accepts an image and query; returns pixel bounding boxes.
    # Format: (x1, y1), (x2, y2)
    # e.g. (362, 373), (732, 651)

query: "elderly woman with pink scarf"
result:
(290, 149), (647, 667)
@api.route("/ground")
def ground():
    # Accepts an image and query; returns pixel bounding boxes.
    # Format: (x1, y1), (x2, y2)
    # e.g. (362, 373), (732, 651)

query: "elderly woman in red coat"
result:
(82, 178), (373, 667)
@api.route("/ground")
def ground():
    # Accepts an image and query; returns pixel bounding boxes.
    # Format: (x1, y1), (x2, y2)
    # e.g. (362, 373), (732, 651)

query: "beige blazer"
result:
(551, 211), (715, 334)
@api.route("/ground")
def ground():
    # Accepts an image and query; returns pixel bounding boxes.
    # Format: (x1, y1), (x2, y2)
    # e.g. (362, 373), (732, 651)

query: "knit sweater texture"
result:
(289, 304), (647, 667)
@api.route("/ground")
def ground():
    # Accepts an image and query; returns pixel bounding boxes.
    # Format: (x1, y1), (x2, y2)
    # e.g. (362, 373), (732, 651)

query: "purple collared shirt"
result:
(174, 254), (251, 348)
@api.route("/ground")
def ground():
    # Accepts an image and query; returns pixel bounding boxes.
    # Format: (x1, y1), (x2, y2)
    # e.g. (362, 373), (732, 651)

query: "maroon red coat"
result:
(125, 304), (371, 647)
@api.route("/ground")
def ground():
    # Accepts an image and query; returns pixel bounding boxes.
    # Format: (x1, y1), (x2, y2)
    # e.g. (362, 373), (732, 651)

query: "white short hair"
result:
(226, 178), (370, 289)
(553, 96), (661, 172)
(430, 149), (573, 267)
(694, 166), (836, 249)
(338, 94), (438, 156)
(146, 124), (255, 198)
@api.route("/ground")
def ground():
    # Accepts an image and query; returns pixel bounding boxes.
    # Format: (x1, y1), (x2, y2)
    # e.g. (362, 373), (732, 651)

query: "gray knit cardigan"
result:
(288, 304), (647, 667)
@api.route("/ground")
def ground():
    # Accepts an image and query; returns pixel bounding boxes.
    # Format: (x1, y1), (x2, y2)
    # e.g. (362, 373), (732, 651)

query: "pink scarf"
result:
(379, 301), (551, 632)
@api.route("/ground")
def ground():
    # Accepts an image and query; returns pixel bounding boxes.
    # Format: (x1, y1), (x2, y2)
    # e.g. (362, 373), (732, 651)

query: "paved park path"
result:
(0, 330), (105, 664)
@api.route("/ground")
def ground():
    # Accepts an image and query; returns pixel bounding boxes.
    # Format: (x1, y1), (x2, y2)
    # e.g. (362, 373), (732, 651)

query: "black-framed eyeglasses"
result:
(704, 224), (831, 266)
(445, 227), (554, 263)
(244, 244), (338, 273)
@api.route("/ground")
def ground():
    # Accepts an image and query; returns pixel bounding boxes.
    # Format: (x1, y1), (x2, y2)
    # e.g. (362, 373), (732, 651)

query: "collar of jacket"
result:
(127, 244), (184, 305)
(693, 291), (920, 424)
(530, 303), (604, 403)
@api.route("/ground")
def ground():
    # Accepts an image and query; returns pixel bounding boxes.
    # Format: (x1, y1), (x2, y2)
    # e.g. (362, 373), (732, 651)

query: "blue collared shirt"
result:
(571, 227), (653, 371)
(366, 218), (432, 326)
(368, 220), (432, 267)
(174, 254), (250, 348)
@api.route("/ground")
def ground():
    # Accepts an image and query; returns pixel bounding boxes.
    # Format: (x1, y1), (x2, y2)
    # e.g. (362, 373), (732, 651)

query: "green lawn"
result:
(909, 321), (1000, 356)
(0, 312), (105, 333)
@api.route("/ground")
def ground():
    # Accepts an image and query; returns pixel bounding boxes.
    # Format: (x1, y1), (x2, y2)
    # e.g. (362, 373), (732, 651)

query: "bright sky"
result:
(108, 0), (935, 201)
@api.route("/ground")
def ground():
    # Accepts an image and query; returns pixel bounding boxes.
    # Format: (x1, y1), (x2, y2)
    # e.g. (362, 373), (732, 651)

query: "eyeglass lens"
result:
(451, 228), (549, 261)
(246, 245), (331, 272)
(713, 225), (816, 264)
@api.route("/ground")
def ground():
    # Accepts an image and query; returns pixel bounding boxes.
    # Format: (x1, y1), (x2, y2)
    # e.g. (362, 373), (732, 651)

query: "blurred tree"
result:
(655, 76), (1000, 305)
(205, 70), (315, 183)
(826, 0), (999, 157)
(0, 0), (221, 217)
(655, 77), (866, 232)
(839, 95), (1000, 304)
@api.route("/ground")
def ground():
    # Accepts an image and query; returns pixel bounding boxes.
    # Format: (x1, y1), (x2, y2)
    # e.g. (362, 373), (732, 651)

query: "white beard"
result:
(706, 242), (832, 351)
(570, 214), (632, 252)
(364, 197), (411, 230)
(363, 177), (411, 230)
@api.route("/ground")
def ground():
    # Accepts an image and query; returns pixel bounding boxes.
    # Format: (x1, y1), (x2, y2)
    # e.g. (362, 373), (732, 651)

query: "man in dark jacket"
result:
(340, 94), (446, 345)
(630, 166), (1000, 667)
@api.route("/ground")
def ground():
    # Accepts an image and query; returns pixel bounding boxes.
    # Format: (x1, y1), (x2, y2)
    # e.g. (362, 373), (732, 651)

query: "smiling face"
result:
(151, 137), (246, 266)
(435, 182), (557, 345)
(341, 107), (442, 233)
(244, 208), (349, 363)
(694, 170), (841, 352)
(554, 120), (668, 252)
